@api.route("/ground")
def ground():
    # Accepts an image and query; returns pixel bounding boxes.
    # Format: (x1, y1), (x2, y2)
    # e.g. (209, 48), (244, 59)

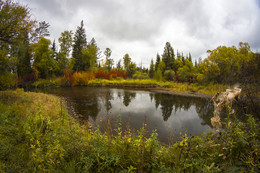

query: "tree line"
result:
(150, 42), (259, 84)
(0, 0), (259, 90)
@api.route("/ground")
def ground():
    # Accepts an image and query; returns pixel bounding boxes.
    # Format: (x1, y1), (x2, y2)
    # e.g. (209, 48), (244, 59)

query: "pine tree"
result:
(195, 60), (198, 67)
(89, 38), (97, 47)
(177, 50), (181, 58)
(149, 59), (155, 78)
(72, 20), (87, 71)
(123, 53), (131, 72)
(104, 48), (113, 72)
(117, 59), (122, 70)
(188, 52), (192, 62)
(89, 38), (101, 64)
(162, 42), (175, 70)
(32, 21), (50, 43)
(52, 40), (57, 60)
(155, 53), (160, 72)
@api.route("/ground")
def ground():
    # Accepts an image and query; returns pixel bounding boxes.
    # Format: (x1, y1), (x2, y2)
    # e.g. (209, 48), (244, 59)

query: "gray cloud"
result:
(19, 0), (260, 66)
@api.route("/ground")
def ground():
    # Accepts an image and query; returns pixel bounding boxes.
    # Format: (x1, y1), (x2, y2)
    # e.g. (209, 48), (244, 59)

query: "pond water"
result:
(39, 87), (216, 143)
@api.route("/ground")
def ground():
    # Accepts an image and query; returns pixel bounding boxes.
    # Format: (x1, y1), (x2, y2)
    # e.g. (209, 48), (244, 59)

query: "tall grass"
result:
(86, 79), (228, 95)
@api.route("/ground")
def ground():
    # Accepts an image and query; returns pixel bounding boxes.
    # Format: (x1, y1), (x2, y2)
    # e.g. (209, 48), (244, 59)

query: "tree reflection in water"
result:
(151, 92), (213, 124)
(39, 87), (219, 143)
(123, 91), (136, 107)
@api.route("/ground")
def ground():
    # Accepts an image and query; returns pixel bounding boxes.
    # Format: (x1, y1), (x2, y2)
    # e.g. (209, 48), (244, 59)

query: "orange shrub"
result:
(71, 71), (95, 86)
(95, 68), (108, 79)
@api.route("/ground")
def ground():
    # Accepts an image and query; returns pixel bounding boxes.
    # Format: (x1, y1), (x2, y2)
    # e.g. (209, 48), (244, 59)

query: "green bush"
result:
(133, 71), (149, 79)
(164, 70), (175, 81)
(0, 72), (16, 90)
(154, 69), (162, 81)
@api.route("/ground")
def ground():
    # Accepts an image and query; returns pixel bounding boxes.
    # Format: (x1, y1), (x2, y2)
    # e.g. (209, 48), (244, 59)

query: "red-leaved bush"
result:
(61, 68), (74, 86)
(95, 68), (128, 79)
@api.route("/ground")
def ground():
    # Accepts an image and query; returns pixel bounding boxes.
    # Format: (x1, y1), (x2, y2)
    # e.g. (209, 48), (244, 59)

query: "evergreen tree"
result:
(89, 37), (97, 47)
(181, 56), (185, 65)
(123, 53), (131, 72)
(162, 42), (175, 70)
(128, 62), (136, 78)
(52, 40), (57, 60)
(104, 48), (113, 72)
(149, 58), (155, 78)
(177, 50), (181, 58)
(72, 20), (87, 71)
(188, 52), (192, 62)
(89, 37), (101, 60)
(117, 59), (122, 70)
(32, 21), (50, 43)
(155, 53), (160, 72)
(195, 60), (198, 67)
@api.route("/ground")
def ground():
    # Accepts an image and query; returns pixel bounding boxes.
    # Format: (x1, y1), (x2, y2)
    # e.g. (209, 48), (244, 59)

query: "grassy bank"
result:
(0, 89), (259, 172)
(33, 78), (229, 96)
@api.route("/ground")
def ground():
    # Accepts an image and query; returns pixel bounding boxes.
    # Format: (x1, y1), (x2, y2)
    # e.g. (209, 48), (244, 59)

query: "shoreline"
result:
(74, 82), (214, 99)
(148, 87), (212, 99)
(29, 78), (258, 101)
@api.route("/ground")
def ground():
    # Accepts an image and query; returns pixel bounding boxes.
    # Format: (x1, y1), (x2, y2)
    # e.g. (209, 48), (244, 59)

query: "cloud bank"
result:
(20, 0), (260, 67)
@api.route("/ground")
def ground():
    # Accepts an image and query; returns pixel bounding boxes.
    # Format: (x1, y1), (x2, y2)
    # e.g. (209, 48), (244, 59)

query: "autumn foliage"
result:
(60, 68), (129, 86)
(95, 68), (128, 79)
(71, 71), (95, 86)
(61, 68), (74, 86)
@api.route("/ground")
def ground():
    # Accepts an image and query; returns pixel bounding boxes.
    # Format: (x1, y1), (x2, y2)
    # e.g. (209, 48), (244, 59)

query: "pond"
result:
(39, 87), (216, 144)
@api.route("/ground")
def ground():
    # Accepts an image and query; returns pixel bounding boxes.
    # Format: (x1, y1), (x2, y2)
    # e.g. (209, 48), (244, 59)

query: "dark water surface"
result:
(39, 87), (215, 143)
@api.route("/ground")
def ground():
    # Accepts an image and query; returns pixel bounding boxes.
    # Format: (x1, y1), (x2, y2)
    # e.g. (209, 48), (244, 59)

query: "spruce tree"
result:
(123, 53), (131, 72)
(104, 48), (113, 72)
(72, 20), (87, 71)
(149, 59), (155, 78)
(52, 40), (57, 60)
(162, 42), (175, 70)
(155, 53), (161, 72)
(89, 37), (101, 64)
(188, 52), (192, 62)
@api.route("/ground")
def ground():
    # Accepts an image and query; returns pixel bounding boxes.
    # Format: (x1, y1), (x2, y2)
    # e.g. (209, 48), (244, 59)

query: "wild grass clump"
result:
(32, 78), (59, 88)
(0, 90), (259, 172)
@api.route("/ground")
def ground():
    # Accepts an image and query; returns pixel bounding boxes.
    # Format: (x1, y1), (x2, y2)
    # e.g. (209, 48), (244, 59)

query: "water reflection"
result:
(39, 87), (214, 143)
(123, 91), (136, 107)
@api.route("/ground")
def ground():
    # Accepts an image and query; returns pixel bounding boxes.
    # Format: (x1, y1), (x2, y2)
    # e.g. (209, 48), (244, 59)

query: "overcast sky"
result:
(19, 0), (260, 67)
